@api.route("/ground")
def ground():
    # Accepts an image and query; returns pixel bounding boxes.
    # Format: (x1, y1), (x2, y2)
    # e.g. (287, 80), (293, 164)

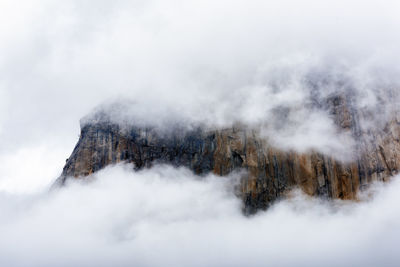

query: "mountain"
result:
(55, 92), (400, 214)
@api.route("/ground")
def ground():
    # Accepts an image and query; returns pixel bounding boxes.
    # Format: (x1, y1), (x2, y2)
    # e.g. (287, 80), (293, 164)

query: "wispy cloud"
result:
(0, 1), (400, 266)
(0, 164), (399, 266)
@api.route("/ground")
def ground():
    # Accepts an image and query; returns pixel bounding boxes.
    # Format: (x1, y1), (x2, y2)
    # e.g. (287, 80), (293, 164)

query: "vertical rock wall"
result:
(56, 93), (400, 213)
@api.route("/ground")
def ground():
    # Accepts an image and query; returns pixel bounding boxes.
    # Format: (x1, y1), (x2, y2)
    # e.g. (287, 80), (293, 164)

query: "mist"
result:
(0, 164), (398, 267)
(1, 0), (400, 266)
(1, 0), (400, 154)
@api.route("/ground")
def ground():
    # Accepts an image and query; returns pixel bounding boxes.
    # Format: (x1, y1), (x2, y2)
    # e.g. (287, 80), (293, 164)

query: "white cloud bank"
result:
(0, 164), (399, 267)
(1, 0), (400, 156)
(1, 0), (400, 266)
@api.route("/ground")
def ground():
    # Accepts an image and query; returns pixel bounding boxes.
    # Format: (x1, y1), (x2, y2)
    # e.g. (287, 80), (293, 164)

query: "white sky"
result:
(2, 0), (400, 191)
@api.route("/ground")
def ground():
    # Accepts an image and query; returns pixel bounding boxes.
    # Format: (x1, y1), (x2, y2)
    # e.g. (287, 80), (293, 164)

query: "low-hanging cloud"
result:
(0, 164), (399, 267)
(1, 1), (400, 266)
(1, 0), (400, 157)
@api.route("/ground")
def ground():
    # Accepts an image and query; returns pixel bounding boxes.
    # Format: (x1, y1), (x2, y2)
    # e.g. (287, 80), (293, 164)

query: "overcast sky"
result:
(1, 0), (400, 266)
(1, 0), (400, 190)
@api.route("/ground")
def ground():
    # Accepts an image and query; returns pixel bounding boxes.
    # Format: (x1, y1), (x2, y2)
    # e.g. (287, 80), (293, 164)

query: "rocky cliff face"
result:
(56, 94), (400, 214)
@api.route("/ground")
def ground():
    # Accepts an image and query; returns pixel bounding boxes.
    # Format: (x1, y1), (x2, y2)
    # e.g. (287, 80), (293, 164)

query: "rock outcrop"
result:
(56, 94), (400, 214)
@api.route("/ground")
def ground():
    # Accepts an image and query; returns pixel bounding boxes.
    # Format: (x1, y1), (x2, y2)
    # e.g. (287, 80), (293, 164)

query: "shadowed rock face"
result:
(56, 94), (400, 214)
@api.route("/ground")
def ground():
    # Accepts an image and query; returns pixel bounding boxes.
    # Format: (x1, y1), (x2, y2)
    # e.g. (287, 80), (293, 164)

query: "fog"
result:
(1, 0), (400, 266)
(1, 0), (400, 154)
(0, 164), (398, 267)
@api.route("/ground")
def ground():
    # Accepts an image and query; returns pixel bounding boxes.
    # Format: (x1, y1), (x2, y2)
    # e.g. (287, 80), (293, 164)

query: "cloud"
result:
(1, 0), (400, 156)
(0, 164), (399, 266)
(1, 1), (400, 266)
(0, 143), (68, 193)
